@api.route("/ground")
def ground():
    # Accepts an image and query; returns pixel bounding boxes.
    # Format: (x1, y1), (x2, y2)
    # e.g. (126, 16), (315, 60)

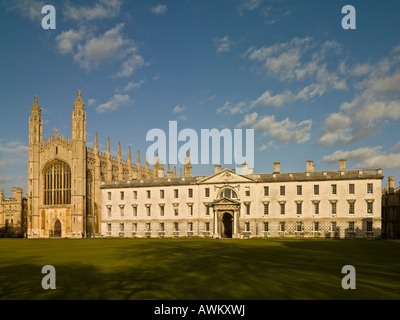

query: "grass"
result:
(0, 238), (399, 300)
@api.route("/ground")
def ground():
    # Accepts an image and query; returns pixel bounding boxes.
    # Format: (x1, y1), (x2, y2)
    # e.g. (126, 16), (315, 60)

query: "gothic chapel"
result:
(27, 90), (157, 238)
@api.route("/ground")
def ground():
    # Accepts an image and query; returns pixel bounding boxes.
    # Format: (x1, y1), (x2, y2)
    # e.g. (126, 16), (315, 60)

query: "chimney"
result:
(306, 160), (314, 172)
(340, 159), (346, 171)
(273, 162), (280, 174)
(389, 176), (395, 194)
(215, 165), (221, 174)
(241, 163), (253, 175)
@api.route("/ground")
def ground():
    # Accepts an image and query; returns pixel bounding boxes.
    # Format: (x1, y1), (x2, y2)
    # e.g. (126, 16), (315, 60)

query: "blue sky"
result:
(1, 0), (400, 196)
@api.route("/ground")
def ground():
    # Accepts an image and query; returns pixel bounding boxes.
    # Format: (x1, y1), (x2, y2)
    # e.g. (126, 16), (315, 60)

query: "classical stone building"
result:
(0, 187), (27, 236)
(382, 176), (400, 238)
(101, 160), (384, 239)
(27, 91), (163, 238)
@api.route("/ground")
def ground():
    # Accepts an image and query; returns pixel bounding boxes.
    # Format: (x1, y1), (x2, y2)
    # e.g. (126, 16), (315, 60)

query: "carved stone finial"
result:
(74, 89), (85, 110)
(31, 95), (41, 113)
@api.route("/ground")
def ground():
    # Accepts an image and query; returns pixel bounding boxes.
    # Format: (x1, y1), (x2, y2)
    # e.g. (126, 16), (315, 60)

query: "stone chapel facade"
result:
(27, 91), (163, 238)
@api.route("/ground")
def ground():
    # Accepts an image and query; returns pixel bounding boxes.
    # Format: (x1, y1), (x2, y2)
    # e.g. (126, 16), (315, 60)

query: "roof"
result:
(100, 168), (383, 189)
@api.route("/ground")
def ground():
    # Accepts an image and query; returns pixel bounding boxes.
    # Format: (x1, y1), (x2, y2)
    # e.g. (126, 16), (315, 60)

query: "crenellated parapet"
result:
(41, 129), (72, 151)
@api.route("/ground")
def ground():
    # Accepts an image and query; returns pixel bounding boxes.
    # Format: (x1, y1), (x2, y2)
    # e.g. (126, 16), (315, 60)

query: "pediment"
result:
(198, 168), (256, 184)
(211, 197), (241, 205)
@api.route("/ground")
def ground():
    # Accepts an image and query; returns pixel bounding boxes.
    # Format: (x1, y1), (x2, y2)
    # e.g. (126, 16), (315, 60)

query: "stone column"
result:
(233, 210), (238, 238)
(213, 208), (219, 238)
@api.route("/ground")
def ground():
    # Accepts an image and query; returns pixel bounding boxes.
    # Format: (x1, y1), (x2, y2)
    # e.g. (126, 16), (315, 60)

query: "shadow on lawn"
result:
(0, 262), (165, 300)
(1, 239), (399, 300)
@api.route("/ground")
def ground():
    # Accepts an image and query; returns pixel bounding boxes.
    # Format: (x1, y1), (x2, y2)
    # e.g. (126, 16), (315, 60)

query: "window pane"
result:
(280, 203), (285, 215)
(264, 203), (269, 215)
(297, 202), (302, 215)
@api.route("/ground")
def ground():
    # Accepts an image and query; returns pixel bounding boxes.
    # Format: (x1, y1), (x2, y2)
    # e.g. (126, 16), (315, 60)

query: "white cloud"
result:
(246, 37), (345, 92)
(114, 54), (147, 78)
(4, 0), (45, 22)
(217, 101), (247, 114)
(220, 82), (326, 113)
(64, 0), (122, 21)
(80, 24), (134, 69)
(214, 36), (233, 54)
(237, 112), (258, 127)
(251, 90), (295, 108)
(239, 0), (263, 15)
(259, 141), (274, 152)
(319, 45), (400, 146)
(96, 94), (132, 113)
(56, 28), (86, 55)
(238, 113), (312, 144)
(56, 23), (148, 77)
(322, 143), (400, 170)
(0, 140), (28, 155)
(117, 80), (145, 92)
(322, 147), (382, 164)
(173, 105), (186, 113)
(368, 73), (400, 93)
(151, 4), (168, 15)
(246, 37), (312, 80)
(87, 99), (96, 106)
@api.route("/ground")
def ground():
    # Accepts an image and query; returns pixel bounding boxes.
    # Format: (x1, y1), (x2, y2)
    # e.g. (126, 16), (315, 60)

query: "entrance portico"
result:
(211, 198), (241, 238)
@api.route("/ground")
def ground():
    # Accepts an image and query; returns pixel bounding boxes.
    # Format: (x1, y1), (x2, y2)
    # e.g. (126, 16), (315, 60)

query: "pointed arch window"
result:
(43, 160), (71, 205)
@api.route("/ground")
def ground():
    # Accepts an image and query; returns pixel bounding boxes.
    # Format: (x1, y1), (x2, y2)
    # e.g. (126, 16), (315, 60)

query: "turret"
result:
(145, 154), (149, 177)
(167, 164), (173, 178)
(135, 150), (141, 179)
(127, 147), (134, 179)
(106, 137), (112, 182)
(184, 150), (192, 177)
(28, 95), (43, 237)
(118, 142), (123, 181)
(94, 132), (99, 152)
(12, 187), (23, 203)
(71, 89), (87, 235)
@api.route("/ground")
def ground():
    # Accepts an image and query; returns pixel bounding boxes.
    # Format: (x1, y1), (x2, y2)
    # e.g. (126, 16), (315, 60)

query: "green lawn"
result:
(0, 238), (399, 300)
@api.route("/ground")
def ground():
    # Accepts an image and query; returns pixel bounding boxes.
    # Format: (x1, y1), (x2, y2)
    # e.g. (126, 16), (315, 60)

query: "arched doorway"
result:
(222, 212), (233, 238)
(53, 219), (61, 238)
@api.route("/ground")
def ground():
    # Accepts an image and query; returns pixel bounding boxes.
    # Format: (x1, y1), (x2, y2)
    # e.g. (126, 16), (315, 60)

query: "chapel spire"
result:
(74, 89), (85, 110)
(30, 95), (41, 114)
